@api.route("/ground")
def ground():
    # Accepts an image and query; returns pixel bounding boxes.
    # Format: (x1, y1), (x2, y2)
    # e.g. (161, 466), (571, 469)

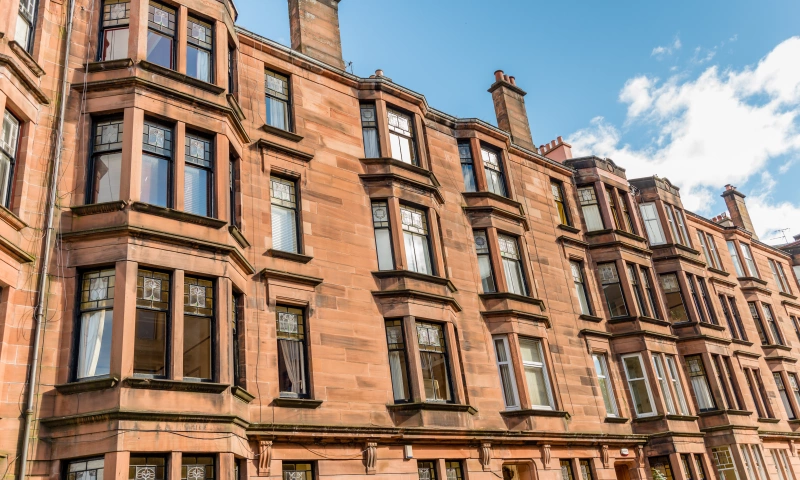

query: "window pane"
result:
(146, 31), (173, 68)
(623, 355), (654, 416)
(267, 97), (288, 130)
(665, 356), (689, 415)
(571, 262), (591, 315)
(388, 110), (415, 164)
(499, 235), (526, 295)
(649, 456), (675, 480)
(417, 322), (451, 402)
(481, 147), (506, 196)
(652, 355), (676, 415)
(712, 447), (739, 480)
(102, 27), (129, 61)
(134, 309), (167, 376)
(77, 269), (115, 379)
(459, 143), (477, 192)
(129, 457), (166, 480)
(520, 339), (552, 409)
(639, 203), (666, 245)
(183, 277), (213, 380)
(277, 306), (307, 397)
(187, 46), (211, 82)
(660, 274), (689, 323)
(475, 231), (496, 292)
(593, 354), (618, 416)
(493, 337), (519, 409)
(92, 152), (122, 203)
(385, 319), (410, 402)
(727, 241), (746, 277)
(141, 154), (169, 207)
(184, 164), (209, 216)
(686, 356), (716, 411)
(272, 205), (298, 253)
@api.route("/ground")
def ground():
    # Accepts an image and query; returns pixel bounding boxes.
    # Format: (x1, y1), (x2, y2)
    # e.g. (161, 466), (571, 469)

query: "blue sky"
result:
(235, 0), (800, 244)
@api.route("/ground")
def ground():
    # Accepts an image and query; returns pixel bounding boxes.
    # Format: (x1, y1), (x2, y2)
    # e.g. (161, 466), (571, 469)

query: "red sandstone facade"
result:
(1, 2), (800, 480)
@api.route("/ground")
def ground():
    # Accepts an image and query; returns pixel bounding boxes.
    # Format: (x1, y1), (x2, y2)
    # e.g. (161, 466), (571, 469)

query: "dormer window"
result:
(578, 186), (604, 232)
(388, 109), (416, 165)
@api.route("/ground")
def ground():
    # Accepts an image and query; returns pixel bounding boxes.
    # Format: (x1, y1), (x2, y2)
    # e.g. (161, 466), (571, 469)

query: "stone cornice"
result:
(0, 53), (49, 104)
(40, 409), (249, 429)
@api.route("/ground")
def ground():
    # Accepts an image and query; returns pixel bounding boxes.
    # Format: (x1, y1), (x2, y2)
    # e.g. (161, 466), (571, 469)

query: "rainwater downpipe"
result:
(19, 0), (77, 474)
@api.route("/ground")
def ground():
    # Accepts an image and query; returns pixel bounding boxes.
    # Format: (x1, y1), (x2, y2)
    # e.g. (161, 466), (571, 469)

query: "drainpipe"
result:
(18, 0), (76, 474)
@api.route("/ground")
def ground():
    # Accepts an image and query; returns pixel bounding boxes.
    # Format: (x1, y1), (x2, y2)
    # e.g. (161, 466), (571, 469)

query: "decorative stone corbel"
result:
(480, 443), (492, 471)
(258, 440), (273, 476)
(636, 446), (644, 468)
(790, 440), (796, 456)
(542, 444), (551, 469)
(364, 442), (377, 474)
(601, 445), (609, 468)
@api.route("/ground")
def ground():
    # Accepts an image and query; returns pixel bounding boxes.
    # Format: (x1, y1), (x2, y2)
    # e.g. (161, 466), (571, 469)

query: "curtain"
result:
(197, 50), (210, 82)
(362, 129), (379, 158)
(691, 376), (715, 410)
(78, 310), (106, 378)
(268, 98), (286, 130)
(503, 259), (526, 296)
(280, 339), (305, 394)
(582, 205), (604, 231)
(388, 351), (406, 401)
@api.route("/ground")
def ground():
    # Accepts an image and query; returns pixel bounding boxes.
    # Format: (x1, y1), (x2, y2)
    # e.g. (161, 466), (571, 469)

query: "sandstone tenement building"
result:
(1, 1), (799, 480)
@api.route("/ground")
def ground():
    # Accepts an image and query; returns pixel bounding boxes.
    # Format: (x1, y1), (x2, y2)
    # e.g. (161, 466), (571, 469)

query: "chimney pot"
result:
(375, 69), (384, 77)
(557, 135), (563, 143)
(494, 70), (505, 82)
(509, 76), (516, 85)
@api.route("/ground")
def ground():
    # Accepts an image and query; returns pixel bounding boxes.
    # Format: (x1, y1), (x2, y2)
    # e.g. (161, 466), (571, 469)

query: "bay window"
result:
(129, 456), (166, 480)
(388, 109), (416, 165)
(762, 303), (784, 345)
(774, 373), (796, 419)
(621, 353), (656, 417)
(371, 202), (394, 270)
(0, 110), (20, 208)
(141, 121), (173, 207)
(498, 234), (527, 296)
(641, 267), (662, 320)
(276, 305), (308, 398)
(592, 353), (618, 417)
(181, 456), (214, 480)
(67, 458), (105, 480)
(147, 1), (176, 69)
(727, 241), (746, 277)
(570, 261), (591, 315)
(183, 277), (213, 381)
(474, 231), (496, 293)
(789, 373), (800, 411)
(649, 456), (675, 480)
(270, 176), (299, 253)
(90, 117), (123, 204)
(459, 142), (477, 192)
(598, 263), (628, 318)
(740, 243), (759, 278)
(652, 354), (677, 414)
(265, 70), (290, 131)
(360, 104), (380, 158)
(520, 338), (554, 409)
(620, 193), (636, 233)
(187, 16), (213, 83)
(748, 301), (769, 345)
(627, 264), (648, 317)
(134, 269), (170, 377)
(416, 322), (452, 402)
(685, 274), (708, 323)
(551, 180), (570, 226)
(493, 335), (520, 410)
(99, 0), (130, 61)
(401, 205), (433, 275)
(184, 133), (213, 217)
(685, 355), (716, 411)
(578, 186), (604, 232)
(481, 146), (507, 196)
(16, 0), (38, 53)
(660, 273), (689, 323)
(639, 202), (666, 245)
(385, 319), (410, 402)
(76, 269), (115, 380)
(711, 447), (738, 480)
(605, 187), (621, 230)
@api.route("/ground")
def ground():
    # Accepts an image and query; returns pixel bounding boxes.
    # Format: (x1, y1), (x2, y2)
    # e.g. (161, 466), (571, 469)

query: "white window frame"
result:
(492, 335), (521, 411)
(727, 241), (746, 277)
(520, 338), (554, 410)
(706, 233), (723, 269)
(740, 243), (759, 278)
(621, 353), (657, 418)
(638, 202), (666, 246)
(592, 353), (619, 417)
(665, 355), (689, 415)
(652, 354), (676, 415)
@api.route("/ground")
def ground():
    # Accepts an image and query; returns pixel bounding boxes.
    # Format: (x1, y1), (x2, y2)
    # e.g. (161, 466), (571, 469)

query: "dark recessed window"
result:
(459, 142), (477, 192)
(640, 266), (661, 320)
(134, 269), (170, 377)
(76, 269), (115, 379)
(99, 0), (130, 61)
(146, 1), (176, 69)
(184, 132), (213, 217)
(265, 70), (290, 130)
(141, 121), (173, 207)
(0, 109), (21, 207)
(748, 301), (769, 345)
(360, 104), (380, 158)
(276, 306), (308, 398)
(417, 461), (437, 480)
(229, 156), (239, 228)
(474, 230), (496, 293)
(627, 264), (648, 317)
(598, 263), (628, 318)
(660, 273), (689, 323)
(499, 234), (526, 296)
(90, 118), (123, 204)
(232, 291), (244, 387)
(183, 276), (213, 381)
(187, 16), (213, 83)
(385, 319), (410, 403)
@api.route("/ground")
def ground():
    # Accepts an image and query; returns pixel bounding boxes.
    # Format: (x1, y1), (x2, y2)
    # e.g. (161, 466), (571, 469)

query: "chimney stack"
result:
(489, 71), (535, 152)
(721, 185), (759, 240)
(539, 136), (573, 163)
(288, 0), (345, 70)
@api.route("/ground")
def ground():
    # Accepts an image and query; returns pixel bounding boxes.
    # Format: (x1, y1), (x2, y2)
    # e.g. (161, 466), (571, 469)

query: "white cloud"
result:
(652, 37), (682, 58)
(570, 37), (800, 244)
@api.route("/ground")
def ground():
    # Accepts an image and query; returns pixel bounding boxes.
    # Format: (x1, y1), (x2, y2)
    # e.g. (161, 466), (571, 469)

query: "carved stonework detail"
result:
(601, 445), (609, 468)
(636, 446), (644, 467)
(542, 444), (551, 468)
(258, 440), (273, 476)
(364, 442), (377, 474)
(790, 440), (796, 456)
(480, 443), (492, 471)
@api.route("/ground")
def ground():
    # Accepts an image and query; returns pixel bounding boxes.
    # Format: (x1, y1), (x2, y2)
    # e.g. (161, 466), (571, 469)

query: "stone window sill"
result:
(757, 417), (781, 423)
(231, 386), (255, 403)
(261, 123), (303, 142)
(666, 414), (700, 421)
(55, 376), (119, 395)
(500, 409), (569, 418)
(613, 229), (648, 243)
(764, 355), (798, 364)
(779, 291), (798, 300)
(386, 402), (477, 415)
(604, 416), (629, 423)
(479, 292), (545, 310)
(130, 202), (227, 228)
(763, 344), (792, 352)
(632, 414), (665, 423)
(556, 223), (580, 234)
(273, 397), (323, 409)
(0, 204), (28, 231)
(372, 269), (456, 292)
(256, 138), (314, 162)
(268, 248), (313, 264)
(579, 314), (603, 323)
(229, 225), (251, 249)
(9, 40), (45, 77)
(72, 200), (127, 216)
(86, 58), (134, 72)
(227, 94), (246, 122)
(139, 60), (225, 94)
(731, 339), (755, 347)
(261, 267), (323, 287)
(708, 267), (729, 276)
(123, 377), (228, 393)
(738, 276), (768, 286)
